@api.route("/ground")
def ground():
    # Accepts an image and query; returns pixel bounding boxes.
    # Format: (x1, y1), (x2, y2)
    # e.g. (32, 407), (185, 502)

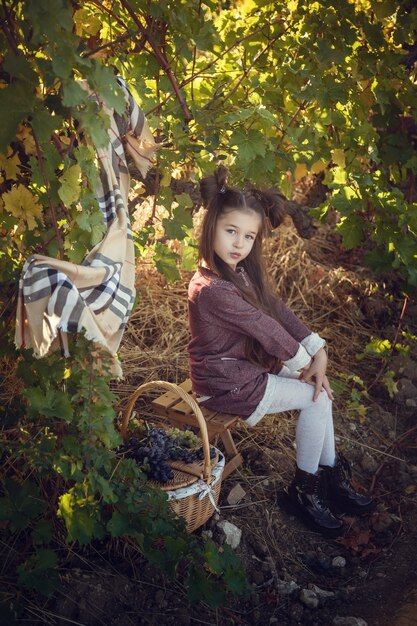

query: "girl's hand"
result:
(320, 375), (334, 401)
(299, 348), (333, 401)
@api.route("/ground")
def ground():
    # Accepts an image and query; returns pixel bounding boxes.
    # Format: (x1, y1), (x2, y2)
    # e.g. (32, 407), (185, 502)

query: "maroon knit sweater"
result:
(188, 266), (321, 417)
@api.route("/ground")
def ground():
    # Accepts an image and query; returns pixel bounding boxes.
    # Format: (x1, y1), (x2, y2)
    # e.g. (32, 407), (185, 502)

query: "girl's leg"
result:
(249, 373), (374, 527)
(246, 373), (343, 535)
(319, 408), (336, 467)
(247, 373), (336, 474)
(296, 392), (335, 473)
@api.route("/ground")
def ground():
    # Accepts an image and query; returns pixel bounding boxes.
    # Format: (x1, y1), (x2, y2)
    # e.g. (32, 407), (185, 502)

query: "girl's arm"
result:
(199, 283), (312, 372)
(270, 294), (326, 357)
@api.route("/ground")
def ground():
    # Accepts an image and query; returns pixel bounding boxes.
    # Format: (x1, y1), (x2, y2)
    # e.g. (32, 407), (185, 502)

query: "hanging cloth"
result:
(15, 77), (157, 377)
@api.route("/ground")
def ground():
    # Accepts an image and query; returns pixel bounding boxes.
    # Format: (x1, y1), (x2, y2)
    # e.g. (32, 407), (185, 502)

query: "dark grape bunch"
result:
(117, 424), (217, 484)
(196, 446), (217, 461)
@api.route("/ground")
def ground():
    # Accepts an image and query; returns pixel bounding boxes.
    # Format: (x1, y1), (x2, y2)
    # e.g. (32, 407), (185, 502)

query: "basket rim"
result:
(164, 450), (225, 501)
(120, 380), (213, 482)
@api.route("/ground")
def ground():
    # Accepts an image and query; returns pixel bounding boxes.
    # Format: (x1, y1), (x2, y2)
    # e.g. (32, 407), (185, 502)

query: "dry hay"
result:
(114, 272), (190, 404)
(117, 220), (381, 452)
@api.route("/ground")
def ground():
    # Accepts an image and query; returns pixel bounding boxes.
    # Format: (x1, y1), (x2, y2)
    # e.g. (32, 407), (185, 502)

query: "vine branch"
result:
(118, 0), (192, 122)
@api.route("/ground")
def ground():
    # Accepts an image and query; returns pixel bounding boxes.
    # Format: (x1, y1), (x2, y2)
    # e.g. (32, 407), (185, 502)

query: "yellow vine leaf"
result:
(73, 8), (102, 36)
(0, 148), (21, 180)
(3, 184), (44, 229)
(294, 163), (308, 181)
(59, 134), (71, 145)
(311, 160), (327, 174)
(332, 148), (346, 168)
(16, 123), (37, 156)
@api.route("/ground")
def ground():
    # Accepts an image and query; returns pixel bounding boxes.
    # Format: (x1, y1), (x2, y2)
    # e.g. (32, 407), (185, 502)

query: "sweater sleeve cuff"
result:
(301, 332), (326, 357)
(283, 344), (311, 372)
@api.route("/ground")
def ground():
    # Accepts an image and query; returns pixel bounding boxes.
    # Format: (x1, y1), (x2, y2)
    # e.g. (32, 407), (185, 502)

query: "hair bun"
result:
(200, 165), (229, 207)
(243, 186), (286, 229)
(257, 188), (286, 229)
(215, 165), (228, 191)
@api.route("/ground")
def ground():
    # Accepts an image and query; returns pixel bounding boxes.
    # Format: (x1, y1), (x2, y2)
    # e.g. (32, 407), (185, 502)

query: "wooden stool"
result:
(151, 379), (243, 479)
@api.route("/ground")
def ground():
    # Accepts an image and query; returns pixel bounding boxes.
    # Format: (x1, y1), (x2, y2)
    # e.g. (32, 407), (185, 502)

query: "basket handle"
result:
(120, 381), (212, 483)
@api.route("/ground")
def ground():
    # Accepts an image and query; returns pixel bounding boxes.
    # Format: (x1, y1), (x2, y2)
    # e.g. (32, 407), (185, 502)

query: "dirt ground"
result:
(48, 389), (417, 626)
(44, 223), (417, 626)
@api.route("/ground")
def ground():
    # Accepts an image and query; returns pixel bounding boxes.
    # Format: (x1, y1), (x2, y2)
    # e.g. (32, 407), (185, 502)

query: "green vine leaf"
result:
(0, 81), (37, 150)
(0, 479), (46, 531)
(17, 549), (59, 596)
(58, 164), (82, 206)
(25, 387), (74, 422)
(154, 242), (181, 282)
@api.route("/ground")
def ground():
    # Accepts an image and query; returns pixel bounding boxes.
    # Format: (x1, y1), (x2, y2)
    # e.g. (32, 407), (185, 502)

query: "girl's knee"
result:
(314, 389), (332, 412)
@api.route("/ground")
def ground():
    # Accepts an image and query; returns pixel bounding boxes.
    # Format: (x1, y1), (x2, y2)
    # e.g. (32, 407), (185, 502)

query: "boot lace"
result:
(312, 472), (328, 507)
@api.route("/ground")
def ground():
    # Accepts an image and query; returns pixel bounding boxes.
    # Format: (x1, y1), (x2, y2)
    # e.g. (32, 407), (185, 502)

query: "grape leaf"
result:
(0, 149), (21, 180)
(58, 164), (82, 206)
(62, 80), (88, 107)
(17, 549), (59, 596)
(154, 242), (181, 282)
(107, 510), (131, 536)
(86, 61), (125, 114)
(231, 128), (266, 168)
(162, 199), (193, 241)
(58, 492), (100, 544)
(3, 53), (37, 84)
(32, 519), (54, 545)
(25, 387), (74, 422)
(31, 109), (64, 143)
(336, 216), (364, 249)
(74, 8), (103, 36)
(0, 479), (46, 531)
(0, 81), (36, 151)
(16, 124), (37, 156)
(3, 185), (44, 229)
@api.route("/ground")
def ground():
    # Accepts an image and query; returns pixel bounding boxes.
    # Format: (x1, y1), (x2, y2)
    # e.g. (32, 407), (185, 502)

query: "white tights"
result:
(246, 369), (336, 474)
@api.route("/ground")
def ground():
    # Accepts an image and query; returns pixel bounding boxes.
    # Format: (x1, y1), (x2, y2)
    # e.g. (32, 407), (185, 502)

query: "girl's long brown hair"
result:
(199, 166), (288, 371)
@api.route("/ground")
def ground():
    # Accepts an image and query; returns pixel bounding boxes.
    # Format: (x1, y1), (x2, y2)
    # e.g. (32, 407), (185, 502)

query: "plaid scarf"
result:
(15, 77), (156, 377)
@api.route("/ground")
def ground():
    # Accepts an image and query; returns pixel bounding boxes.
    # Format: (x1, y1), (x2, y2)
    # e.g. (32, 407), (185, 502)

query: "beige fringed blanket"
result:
(15, 77), (156, 377)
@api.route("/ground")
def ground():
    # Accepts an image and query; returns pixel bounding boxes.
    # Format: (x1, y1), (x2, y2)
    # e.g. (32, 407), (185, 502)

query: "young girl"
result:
(187, 166), (374, 536)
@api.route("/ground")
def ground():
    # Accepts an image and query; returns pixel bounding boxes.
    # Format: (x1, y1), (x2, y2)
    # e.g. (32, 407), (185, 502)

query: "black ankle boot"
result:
(285, 467), (344, 536)
(321, 453), (375, 515)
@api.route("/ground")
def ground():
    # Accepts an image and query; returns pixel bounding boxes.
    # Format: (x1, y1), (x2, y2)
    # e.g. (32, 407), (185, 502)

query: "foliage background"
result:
(0, 0), (416, 615)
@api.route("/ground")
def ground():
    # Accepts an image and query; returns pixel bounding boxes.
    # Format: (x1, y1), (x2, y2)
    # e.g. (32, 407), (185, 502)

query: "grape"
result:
(117, 424), (214, 483)
(167, 427), (199, 448)
(170, 447), (196, 464)
(196, 446), (216, 461)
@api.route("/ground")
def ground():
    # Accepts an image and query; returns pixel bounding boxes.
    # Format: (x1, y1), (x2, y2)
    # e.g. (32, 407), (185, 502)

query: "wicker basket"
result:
(120, 380), (225, 533)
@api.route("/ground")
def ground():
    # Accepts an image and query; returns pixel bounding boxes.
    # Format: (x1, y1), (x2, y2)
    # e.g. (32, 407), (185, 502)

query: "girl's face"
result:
(213, 208), (262, 270)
